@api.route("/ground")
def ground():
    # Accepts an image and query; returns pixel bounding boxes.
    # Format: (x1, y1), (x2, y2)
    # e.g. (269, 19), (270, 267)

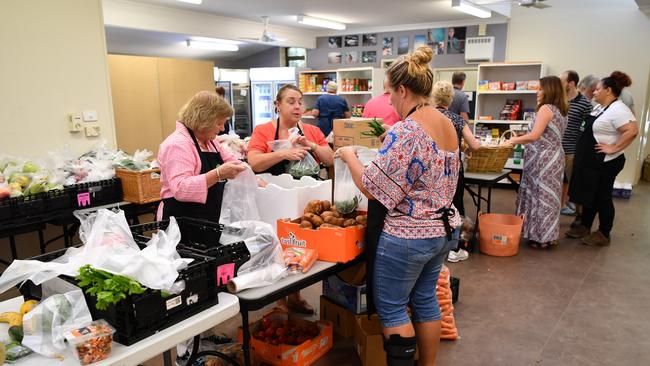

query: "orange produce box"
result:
(238, 309), (333, 366)
(277, 219), (365, 263)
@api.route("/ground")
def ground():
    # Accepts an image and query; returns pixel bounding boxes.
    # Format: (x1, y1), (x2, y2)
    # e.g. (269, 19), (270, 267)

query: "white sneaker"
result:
(447, 249), (469, 263)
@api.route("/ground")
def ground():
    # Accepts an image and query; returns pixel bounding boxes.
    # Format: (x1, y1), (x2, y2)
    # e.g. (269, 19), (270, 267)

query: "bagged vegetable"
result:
(22, 289), (93, 359)
(283, 247), (318, 273)
(437, 265), (458, 341)
(267, 127), (320, 178)
(220, 164), (260, 224)
(333, 157), (361, 214)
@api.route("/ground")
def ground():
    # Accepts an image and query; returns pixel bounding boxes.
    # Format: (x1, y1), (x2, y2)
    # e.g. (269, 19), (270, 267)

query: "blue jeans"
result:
(373, 229), (459, 328)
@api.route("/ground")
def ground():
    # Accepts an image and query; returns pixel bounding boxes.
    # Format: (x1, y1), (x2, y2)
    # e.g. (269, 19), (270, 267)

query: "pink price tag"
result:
(77, 192), (91, 207)
(216, 263), (235, 286)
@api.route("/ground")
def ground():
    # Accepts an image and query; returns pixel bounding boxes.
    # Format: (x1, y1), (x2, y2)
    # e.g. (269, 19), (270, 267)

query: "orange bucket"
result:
(478, 212), (524, 257)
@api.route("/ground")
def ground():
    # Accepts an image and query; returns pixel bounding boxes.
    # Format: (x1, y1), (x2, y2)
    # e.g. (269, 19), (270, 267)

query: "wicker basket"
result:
(115, 168), (162, 204)
(465, 130), (514, 173)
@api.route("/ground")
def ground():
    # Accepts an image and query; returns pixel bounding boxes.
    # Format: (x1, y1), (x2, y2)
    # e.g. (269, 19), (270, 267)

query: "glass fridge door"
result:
(252, 82), (274, 128)
(216, 81), (233, 131)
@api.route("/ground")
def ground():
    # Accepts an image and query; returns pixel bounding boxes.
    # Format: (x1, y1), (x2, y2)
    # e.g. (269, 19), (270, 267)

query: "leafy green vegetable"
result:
(361, 119), (386, 137)
(334, 196), (359, 214)
(76, 265), (146, 310)
(288, 164), (320, 178)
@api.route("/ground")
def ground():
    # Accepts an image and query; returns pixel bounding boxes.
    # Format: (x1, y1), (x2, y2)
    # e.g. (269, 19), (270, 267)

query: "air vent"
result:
(465, 36), (495, 64)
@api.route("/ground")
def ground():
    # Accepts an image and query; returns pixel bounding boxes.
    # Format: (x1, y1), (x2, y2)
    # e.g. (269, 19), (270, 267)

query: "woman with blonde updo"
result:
(337, 46), (461, 365)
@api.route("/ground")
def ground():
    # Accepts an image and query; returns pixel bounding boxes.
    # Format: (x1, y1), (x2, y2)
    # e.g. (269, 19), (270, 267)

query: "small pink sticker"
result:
(216, 263), (235, 286)
(77, 192), (91, 207)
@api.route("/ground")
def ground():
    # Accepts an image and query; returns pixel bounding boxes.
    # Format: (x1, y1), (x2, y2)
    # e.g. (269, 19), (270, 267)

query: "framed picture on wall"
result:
(361, 51), (377, 63)
(328, 36), (342, 48)
(398, 36), (409, 55)
(362, 34), (377, 47)
(427, 28), (446, 54)
(345, 35), (359, 47)
(447, 27), (467, 54)
(414, 34), (426, 49)
(343, 51), (358, 64)
(328, 52), (342, 64)
(382, 37), (393, 56)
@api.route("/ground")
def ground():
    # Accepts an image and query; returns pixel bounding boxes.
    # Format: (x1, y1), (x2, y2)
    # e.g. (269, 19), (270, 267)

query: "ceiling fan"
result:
(475, 0), (551, 9)
(240, 16), (287, 43)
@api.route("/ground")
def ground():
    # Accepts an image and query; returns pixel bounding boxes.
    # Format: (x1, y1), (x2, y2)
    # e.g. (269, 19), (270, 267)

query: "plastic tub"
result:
(64, 319), (115, 365)
(478, 213), (524, 257)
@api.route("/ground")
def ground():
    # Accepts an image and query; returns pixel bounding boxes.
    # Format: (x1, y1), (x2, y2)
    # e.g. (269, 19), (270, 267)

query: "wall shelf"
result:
(475, 120), (530, 125)
(477, 90), (538, 95)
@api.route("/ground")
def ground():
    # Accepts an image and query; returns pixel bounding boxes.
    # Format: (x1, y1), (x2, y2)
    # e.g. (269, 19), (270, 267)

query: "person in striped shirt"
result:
(560, 71), (592, 218)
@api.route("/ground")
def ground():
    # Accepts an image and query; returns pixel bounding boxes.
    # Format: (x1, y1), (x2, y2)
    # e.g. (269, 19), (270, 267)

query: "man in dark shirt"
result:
(449, 71), (470, 121)
(560, 70), (592, 218)
(308, 81), (351, 136)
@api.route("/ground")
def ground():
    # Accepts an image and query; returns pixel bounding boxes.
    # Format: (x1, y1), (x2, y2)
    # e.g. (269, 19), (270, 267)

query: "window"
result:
(286, 47), (307, 68)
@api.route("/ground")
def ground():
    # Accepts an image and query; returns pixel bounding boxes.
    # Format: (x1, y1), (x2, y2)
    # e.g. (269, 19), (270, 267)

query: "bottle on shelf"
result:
(513, 144), (524, 165)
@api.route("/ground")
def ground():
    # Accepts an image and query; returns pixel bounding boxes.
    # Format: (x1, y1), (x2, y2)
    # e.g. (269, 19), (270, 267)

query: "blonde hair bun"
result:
(410, 46), (434, 66)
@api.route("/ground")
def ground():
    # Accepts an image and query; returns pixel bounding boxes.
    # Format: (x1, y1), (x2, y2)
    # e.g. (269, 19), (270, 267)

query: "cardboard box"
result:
(320, 295), (361, 338)
(337, 262), (366, 286)
(488, 81), (502, 90)
(478, 80), (489, 91)
(353, 315), (418, 366)
(527, 80), (540, 90)
(323, 273), (367, 314)
(503, 82), (516, 91)
(238, 310), (333, 366)
(333, 118), (383, 151)
(255, 174), (332, 229)
(277, 219), (365, 263)
(516, 81), (527, 90)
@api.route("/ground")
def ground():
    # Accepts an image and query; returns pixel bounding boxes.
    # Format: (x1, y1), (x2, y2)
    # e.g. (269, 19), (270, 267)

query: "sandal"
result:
(528, 240), (542, 249)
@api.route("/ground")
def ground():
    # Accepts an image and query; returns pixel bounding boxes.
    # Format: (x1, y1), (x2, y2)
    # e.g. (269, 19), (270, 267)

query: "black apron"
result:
(162, 126), (226, 223)
(365, 105), (456, 315)
(569, 102), (613, 207)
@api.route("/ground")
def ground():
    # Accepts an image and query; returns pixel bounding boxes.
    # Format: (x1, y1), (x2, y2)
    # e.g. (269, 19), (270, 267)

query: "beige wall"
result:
(506, 0), (650, 184)
(0, 0), (115, 159)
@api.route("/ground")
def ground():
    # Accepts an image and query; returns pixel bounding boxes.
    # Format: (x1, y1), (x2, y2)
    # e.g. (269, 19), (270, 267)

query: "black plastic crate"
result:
(67, 178), (123, 209)
(19, 245), (218, 346)
(451, 276), (460, 304)
(130, 218), (251, 289)
(0, 187), (73, 222)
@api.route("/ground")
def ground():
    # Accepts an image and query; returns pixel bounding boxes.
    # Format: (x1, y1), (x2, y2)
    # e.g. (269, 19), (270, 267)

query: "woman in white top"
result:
(566, 71), (638, 246)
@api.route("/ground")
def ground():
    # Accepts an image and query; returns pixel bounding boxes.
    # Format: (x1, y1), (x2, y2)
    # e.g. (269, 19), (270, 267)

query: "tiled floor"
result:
(2, 183), (648, 366)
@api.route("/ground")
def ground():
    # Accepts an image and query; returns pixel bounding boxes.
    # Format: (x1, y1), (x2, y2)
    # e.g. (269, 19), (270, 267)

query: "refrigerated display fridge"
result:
(216, 69), (252, 137)
(250, 67), (296, 128)
(216, 80), (234, 132)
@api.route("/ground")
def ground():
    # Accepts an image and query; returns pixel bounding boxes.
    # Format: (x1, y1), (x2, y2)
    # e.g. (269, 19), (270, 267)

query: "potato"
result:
(300, 220), (313, 229)
(321, 211), (335, 218)
(320, 200), (331, 211)
(304, 200), (323, 215)
(356, 215), (368, 226)
(334, 217), (346, 227)
(324, 216), (340, 226)
(310, 215), (324, 228)
(343, 219), (358, 227)
(320, 223), (339, 229)
(330, 205), (337, 212)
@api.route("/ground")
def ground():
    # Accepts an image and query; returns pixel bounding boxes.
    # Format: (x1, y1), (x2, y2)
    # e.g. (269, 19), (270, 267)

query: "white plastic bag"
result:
(333, 157), (361, 214)
(267, 127), (320, 178)
(220, 220), (287, 292)
(220, 165), (261, 224)
(22, 288), (93, 359)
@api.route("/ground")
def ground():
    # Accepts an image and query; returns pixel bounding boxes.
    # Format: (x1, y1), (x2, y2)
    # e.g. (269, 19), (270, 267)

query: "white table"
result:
(504, 158), (524, 171)
(1, 293), (240, 366)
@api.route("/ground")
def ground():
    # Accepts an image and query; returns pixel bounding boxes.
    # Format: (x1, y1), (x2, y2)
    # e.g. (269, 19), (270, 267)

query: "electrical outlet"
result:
(82, 110), (98, 122)
(67, 113), (83, 132)
(84, 125), (101, 137)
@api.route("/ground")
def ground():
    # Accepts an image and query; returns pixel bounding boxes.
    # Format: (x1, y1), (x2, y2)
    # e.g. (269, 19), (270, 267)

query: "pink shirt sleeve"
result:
(158, 141), (208, 204)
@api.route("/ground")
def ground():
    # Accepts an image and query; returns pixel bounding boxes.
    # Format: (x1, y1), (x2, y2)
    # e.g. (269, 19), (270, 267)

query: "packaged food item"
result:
(503, 82), (516, 91)
(516, 81), (527, 90)
(284, 247), (318, 273)
(478, 80), (489, 91)
(4, 342), (33, 363)
(527, 80), (540, 90)
(64, 320), (115, 365)
(488, 81), (502, 91)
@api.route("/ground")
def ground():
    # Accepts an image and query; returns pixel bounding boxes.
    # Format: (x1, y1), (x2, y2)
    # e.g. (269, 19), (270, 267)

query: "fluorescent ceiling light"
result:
(177, 0), (202, 4)
(186, 40), (239, 52)
(297, 15), (346, 30)
(451, 0), (492, 18)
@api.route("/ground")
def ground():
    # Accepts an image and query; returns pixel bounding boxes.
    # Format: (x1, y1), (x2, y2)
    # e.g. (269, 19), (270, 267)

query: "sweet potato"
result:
(356, 215), (367, 225)
(304, 200), (323, 215)
(343, 219), (358, 228)
(300, 220), (313, 229)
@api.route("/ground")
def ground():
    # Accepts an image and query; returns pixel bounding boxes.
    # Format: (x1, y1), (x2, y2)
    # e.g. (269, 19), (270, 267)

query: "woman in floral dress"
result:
(508, 76), (568, 248)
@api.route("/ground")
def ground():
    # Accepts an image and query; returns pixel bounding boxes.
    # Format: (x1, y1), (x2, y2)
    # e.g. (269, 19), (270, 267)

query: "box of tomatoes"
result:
(238, 309), (333, 366)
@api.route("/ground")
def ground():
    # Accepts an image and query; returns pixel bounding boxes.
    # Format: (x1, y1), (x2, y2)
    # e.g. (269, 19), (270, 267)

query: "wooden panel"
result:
(108, 55), (164, 155)
(157, 58), (216, 137)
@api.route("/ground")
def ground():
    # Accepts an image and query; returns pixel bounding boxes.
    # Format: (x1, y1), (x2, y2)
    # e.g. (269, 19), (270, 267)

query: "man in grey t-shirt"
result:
(449, 71), (470, 121)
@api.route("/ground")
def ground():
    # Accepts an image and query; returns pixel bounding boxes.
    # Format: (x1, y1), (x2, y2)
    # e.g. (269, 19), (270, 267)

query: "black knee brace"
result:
(383, 334), (417, 366)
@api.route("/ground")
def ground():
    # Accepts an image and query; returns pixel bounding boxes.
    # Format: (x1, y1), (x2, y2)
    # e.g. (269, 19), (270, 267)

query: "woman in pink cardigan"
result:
(157, 91), (245, 222)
